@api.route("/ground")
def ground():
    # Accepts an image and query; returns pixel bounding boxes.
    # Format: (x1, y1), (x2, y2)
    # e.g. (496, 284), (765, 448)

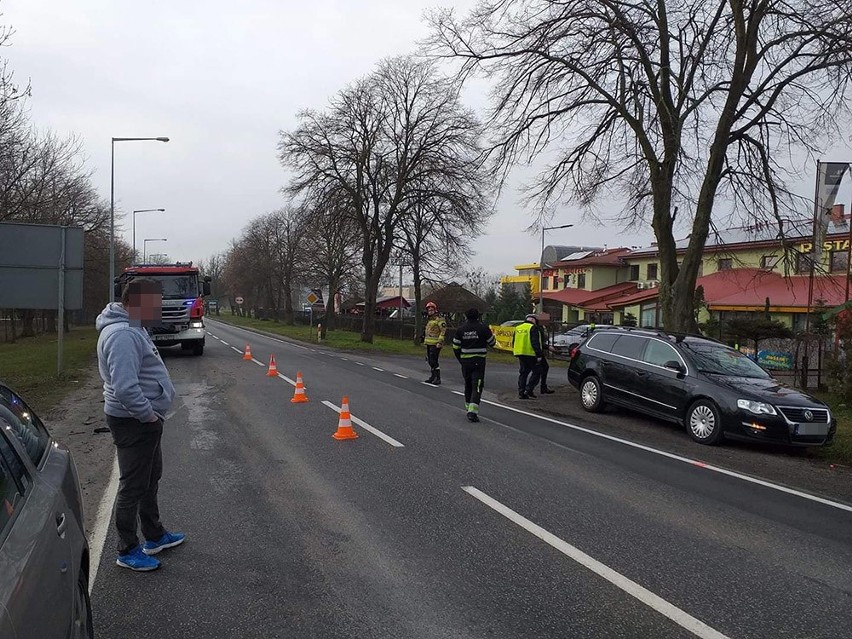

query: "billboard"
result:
(0, 222), (84, 310)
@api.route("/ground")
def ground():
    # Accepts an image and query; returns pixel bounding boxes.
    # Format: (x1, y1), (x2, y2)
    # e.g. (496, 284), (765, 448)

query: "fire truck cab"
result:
(115, 262), (211, 355)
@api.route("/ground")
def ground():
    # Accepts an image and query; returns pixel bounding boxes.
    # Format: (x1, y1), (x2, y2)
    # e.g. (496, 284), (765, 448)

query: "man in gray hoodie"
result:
(96, 278), (184, 572)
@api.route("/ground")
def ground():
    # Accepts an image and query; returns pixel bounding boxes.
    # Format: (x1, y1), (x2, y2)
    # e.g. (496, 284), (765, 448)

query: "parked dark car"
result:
(0, 382), (92, 638)
(567, 329), (836, 446)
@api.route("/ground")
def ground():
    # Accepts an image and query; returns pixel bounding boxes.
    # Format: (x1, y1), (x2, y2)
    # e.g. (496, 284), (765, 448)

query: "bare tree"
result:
(301, 190), (362, 338)
(429, 0), (852, 331)
(280, 55), (490, 342)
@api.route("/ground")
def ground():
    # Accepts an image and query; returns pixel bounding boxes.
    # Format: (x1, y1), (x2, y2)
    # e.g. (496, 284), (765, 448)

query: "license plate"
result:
(152, 334), (175, 341)
(795, 423), (829, 437)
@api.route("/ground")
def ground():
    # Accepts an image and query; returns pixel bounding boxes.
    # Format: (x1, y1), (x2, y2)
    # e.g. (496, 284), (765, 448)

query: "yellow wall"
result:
(501, 274), (539, 295)
(587, 267), (618, 290)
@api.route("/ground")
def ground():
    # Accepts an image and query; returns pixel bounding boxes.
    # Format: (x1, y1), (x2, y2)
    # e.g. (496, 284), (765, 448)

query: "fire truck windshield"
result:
(149, 275), (199, 299)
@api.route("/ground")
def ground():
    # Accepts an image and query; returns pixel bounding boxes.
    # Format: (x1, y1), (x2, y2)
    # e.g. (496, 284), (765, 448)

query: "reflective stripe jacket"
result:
(512, 322), (542, 357)
(424, 316), (447, 346)
(452, 321), (496, 359)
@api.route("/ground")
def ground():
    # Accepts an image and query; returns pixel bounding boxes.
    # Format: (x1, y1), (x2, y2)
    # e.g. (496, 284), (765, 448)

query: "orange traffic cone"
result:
(332, 396), (358, 440)
(266, 355), (279, 377)
(290, 371), (309, 403)
(243, 344), (252, 360)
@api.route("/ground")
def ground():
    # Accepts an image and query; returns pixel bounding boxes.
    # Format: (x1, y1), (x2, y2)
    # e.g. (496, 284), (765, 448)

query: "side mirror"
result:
(664, 360), (685, 373)
(113, 280), (122, 300)
(202, 281), (212, 296)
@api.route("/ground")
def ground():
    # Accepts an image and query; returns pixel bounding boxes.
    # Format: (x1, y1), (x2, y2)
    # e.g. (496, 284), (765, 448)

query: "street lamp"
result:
(132, 208), (166, 263)
(539, 223), (574, 312)
(143, 238), (167, 263)
(110, 136), (169, 300)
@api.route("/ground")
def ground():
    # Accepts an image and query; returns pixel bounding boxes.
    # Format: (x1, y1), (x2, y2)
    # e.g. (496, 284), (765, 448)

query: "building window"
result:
(577, 273), (587, 289)
(647, 263), (658, 280)
(830, 250), (849, 274)
(640, 302), (658, 328)
(796, 252), (813, 275)
(629, 264), (640, 281)
(718, 258), (733, 271)
(760, 255), (779, 270)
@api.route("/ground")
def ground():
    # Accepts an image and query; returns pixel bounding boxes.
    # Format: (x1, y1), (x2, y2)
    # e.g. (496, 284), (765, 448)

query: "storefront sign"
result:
(797, 239), (850, 253)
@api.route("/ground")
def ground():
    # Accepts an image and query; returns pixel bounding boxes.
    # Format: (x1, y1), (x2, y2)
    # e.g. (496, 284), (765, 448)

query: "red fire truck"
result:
(115, 262), (212, 355)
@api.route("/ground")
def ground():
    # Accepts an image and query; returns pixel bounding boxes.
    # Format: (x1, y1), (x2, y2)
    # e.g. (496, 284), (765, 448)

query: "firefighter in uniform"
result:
(513, 313), (543, 399)
(452, 308), (496, 422)
(535, 315), (555, 394)
(422, 301), (446, 385)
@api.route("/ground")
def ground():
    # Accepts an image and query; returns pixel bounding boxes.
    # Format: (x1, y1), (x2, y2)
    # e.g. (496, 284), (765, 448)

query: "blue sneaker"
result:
(116, 546), (160, 571)
(142, 531), (186, 555)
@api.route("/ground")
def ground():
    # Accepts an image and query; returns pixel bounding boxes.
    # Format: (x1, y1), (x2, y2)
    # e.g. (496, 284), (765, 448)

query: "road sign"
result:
(235, 296), (244, 305)
(306, 292), (319, 305)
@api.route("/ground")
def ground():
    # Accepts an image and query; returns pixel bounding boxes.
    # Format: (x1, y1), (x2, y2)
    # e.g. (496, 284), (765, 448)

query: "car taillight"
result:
(190, 298), (205, 318)
(569, 347), (579, 360)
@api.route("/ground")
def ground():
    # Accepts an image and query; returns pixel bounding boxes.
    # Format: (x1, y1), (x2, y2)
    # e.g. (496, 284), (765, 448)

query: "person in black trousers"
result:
(536, 318), (555, 394)
(452, 308), (497, 422)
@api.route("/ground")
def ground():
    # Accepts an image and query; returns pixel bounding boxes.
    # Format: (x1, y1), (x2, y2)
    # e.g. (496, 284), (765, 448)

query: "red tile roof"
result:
(543, 281), (638, 307)
(607, 268), (849, 311)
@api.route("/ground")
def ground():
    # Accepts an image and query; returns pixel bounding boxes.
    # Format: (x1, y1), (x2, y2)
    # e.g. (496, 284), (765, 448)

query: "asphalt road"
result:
(90, 320), (852, 639)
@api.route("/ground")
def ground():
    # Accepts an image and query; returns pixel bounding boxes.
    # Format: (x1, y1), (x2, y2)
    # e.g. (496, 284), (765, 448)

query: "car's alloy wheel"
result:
(72, 569), (94, 639)
(687, 400), (724, 445)
(580, 376), (603, 413)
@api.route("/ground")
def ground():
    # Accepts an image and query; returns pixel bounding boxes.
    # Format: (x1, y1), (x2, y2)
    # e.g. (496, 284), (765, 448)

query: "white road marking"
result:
(231, 346), (242, 354)
(356, 362), (365, 366)
(322, 401), (405, 448)
(341, 357), (349, 361)
(89, 454), (120, 594)
(220, 340), (229, 346)
(251, 358), (265, 367)
(372, 367), (384, 372)
(394, 373), (407, 379)
(462, 486), (729, 639)
(458, 393), (852, 514)
(277, 373), (296, 387)
(421, 381), (440, 388)
(207, 320), (310, 350)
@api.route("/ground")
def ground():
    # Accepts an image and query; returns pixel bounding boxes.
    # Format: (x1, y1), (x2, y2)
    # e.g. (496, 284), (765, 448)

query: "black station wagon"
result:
(567, 329), (836, 446)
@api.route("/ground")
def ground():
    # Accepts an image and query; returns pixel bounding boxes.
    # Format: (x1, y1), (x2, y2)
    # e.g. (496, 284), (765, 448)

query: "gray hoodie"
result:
(96, 303), (176, 423)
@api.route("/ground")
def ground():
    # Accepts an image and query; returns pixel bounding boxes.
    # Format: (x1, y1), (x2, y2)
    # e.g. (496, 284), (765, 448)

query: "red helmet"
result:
(425, 301), (437, 311)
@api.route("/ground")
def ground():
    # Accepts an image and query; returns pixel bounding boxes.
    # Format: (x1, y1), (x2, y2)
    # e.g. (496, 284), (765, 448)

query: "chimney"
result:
(831, 203), (845, 223)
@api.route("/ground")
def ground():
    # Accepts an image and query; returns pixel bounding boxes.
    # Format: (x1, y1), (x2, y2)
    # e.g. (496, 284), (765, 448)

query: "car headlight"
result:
(190, 321), (204, 328)
(737, 399), (777, 415)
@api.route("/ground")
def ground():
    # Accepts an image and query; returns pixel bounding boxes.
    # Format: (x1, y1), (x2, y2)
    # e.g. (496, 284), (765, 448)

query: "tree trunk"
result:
(20, 310), (35, 338)
(283, 281), (294, 325)
(412, 259), (423, 345)
(361, 274), (380, 343)
(321, 279), (336, 340)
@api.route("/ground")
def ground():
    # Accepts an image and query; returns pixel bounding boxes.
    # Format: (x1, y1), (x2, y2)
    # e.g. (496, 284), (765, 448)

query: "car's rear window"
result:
(610, 335), (646, 360)
(587, 332), (619, 353)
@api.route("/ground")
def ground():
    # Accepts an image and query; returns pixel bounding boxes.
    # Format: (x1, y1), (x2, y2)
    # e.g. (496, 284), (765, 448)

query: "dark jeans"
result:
(460, 358), (486, 413)
(517, 355), (541, 394)
(539, 356), (550, 389)
(107, 415), (166, 555)
(426, 345), (441, 373)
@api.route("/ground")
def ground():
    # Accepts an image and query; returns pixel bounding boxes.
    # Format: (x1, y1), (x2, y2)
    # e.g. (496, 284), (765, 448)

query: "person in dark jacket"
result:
(535, 316), (555, 394)
(513, 313), (543, 399)
(452, 308), (496, 422)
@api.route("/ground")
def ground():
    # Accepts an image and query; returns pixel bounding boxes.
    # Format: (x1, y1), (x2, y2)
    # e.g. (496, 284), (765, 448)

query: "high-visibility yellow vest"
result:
(512, 322), (536, 356)
(424, 316), (446, 346)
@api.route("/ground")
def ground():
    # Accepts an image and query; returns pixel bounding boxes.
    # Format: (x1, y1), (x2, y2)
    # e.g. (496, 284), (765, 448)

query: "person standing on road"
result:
(453, 308), (497, 422)
(96, 278), (185, 572)
(422, 301), (447, 385)
(535, 315), (555, 394)
(513, 313), (543, 399)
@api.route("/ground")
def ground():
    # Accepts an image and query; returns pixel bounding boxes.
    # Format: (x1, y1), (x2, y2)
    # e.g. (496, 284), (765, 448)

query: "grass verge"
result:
(212, 314), (523, 365)
(812, 392), (852, 467)
(0, 328), (98, 413)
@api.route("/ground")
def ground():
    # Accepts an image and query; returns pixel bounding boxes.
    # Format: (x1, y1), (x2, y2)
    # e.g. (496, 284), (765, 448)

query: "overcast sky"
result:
(3, 0), (851, 278)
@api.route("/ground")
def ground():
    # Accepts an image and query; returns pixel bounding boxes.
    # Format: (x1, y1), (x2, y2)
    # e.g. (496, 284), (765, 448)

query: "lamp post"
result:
(110, 136), (169, 300)
(143, 238), (167, 263)
(539, 223), (574, 312)
(132, 208), (165, 263)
